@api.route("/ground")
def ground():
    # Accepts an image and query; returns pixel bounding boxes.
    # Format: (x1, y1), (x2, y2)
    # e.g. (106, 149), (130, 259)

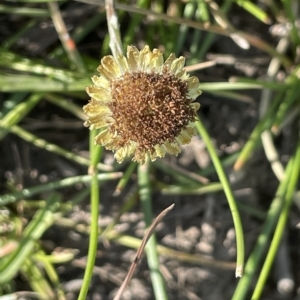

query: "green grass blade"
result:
(0, 93), (27, 118)
(235, 0), (271, 24)
(21, 258), (56, 300)
(195, 118), (244, 277)
(0, 49), (79, 80)
(2, 20), (36, 50)
(0, 172), (121, 205)
(199, 81), (286, 91)
(35, 250), (67, 300)
(0, 74), (90, 92)
(78, 130), (101, 300)
(282, 0), (300, 47)
(0, 4), (49, 17)
(272, 87), (300, 130)
(9, 125), (110, 171)
(233, 89), (285, 171)
(232, 154), (296, 299)
(0, 93), (43, 140)
(251, 139), (300, 299)
(138, 162), (168, 300)
(176, 1), (196, 55)
(106, 231), (236, 270)
(160, 182), (223, 195)
(0, 193), (61, 284)
(45, 93), (86, 120)
(123, 0), (150, 47)
(114, 162), (137, 196)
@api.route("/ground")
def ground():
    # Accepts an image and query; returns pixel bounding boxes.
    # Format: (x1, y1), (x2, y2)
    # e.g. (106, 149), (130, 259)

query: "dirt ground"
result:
(1, 1), (300, 300)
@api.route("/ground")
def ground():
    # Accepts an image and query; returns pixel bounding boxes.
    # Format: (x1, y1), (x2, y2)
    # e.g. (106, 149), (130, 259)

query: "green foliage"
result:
(0, 0), (299, 299)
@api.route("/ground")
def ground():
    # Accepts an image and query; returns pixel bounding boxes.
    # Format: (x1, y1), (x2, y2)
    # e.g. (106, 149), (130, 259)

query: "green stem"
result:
(251, 138), (300, 299)
(0, 193), (61, 283)
(0, 93), (43, 140)
(114, 162), (137, 196)
(78, 130), (101, 300)
(232, 151), (296, 300)
(138, 162), (168, 299)
(10, 125), (110, 171)
(0, 172), (120, 205)
(195, 118), (244, 277)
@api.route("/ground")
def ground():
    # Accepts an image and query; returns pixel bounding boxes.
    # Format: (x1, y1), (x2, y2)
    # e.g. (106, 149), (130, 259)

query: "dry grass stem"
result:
(113, 204), (175, 300)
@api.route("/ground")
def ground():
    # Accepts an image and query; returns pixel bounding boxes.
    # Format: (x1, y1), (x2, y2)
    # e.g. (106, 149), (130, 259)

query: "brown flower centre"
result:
(109, 71), (196, 151)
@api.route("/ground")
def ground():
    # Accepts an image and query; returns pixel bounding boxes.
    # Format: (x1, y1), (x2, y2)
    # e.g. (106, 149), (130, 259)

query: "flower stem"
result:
(195, 118), (244, 277)
(78, 130), (101, 300)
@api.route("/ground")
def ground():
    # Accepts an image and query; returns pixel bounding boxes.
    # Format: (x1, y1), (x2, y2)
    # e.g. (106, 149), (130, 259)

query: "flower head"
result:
(83, 45), (201, 164)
